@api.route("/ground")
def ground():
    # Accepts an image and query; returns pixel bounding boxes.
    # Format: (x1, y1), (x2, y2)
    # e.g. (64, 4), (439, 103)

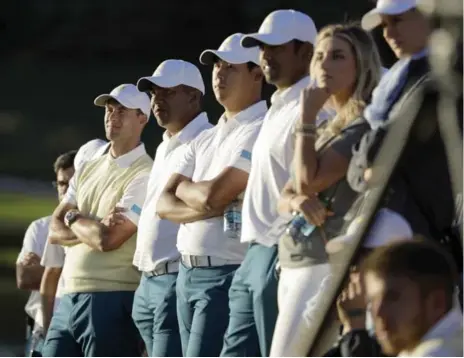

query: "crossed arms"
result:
(157, 167), (249, 224)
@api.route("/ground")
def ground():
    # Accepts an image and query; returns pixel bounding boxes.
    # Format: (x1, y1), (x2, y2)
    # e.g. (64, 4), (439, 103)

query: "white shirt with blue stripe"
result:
(175, 100), (268, 261)
(240, 76), (312, 247)
(134, 113), (213, 272)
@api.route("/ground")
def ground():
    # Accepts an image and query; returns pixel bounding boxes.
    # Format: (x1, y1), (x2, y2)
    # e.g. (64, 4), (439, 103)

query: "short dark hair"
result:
(362, 239), (458, 310)
(293, 39), (305, 52)
(246, 62), (259, 71)
(53, 150), (77, 173)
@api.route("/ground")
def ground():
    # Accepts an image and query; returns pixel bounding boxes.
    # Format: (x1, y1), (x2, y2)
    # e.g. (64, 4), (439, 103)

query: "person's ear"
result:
(252, 66), (264, 83)
(300, 43), (314, 62)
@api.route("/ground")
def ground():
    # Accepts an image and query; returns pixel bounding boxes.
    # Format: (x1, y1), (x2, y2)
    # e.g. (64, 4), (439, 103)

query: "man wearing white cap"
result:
(42, 84), (153, 357)
(220, 9), (317, 357)
(359, 0), (431, 130)
(131, 59), (212, 357)
(156, 33), (266, 357)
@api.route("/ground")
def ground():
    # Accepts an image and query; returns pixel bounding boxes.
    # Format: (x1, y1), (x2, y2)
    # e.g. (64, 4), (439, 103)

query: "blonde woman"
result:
(270, 24), (383, 356)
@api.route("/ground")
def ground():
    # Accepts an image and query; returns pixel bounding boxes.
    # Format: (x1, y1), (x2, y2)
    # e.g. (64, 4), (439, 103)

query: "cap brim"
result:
(93, 94), (139, 111)
(137, 75), (177, 92)
(199, 49), (256, 65)
(362, 3), (417, 30)
(361, 9), (382, 30)
(326, 234), (355, 255)
(241, 33), (289, 48)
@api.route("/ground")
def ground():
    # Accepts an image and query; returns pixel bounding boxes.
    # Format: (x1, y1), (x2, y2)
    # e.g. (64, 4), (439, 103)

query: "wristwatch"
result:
(64, 210), (81, 228)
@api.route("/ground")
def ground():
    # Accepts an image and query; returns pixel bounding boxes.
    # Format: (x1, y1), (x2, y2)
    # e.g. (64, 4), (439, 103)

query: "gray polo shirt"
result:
(279, 118), (369, 268)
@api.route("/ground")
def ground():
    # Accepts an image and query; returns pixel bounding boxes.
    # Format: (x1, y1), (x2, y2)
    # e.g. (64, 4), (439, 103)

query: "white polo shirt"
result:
(175, 101), (268, 260)
(17, 215), (51, 331)
(40, 240), (66, 312)
(133, 113), (212, 272)
(241, 76), (311, 247)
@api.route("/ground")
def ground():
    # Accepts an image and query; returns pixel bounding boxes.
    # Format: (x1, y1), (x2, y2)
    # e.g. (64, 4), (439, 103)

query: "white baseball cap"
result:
(137, 59), (205, 94)
(200, 33), (260, 66)
(241, 9), (317, 48)
(326, 208), (414, 255)
(362, 0), (418, 31)
(94, 84), (151, 117)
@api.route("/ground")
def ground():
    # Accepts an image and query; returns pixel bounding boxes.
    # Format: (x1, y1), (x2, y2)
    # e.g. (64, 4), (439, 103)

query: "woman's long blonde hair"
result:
(310, 23), (383, 137)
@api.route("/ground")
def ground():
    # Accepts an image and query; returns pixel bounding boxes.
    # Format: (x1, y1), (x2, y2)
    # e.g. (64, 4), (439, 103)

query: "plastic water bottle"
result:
(286, 212), (316, 243)
(224, 200), (241, 239)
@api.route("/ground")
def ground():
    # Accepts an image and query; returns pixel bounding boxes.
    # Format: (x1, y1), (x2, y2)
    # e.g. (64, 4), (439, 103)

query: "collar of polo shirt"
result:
(270, 75), (311, 105)
(162, 112), (210, 144)
(107, 143), (147, 168)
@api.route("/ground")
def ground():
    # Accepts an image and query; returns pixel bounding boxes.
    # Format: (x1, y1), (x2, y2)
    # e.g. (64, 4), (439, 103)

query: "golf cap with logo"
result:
(137, 59), (205, 95)
(326, 208), (414, 255)
(241, 9), (317, 48)
(362, 0), (418, 31)
(94, 84), (151, 117)
(199, 33), (260, 66)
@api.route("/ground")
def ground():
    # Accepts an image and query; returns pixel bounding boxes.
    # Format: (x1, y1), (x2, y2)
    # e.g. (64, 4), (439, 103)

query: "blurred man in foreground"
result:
(362, 240), (463, 357)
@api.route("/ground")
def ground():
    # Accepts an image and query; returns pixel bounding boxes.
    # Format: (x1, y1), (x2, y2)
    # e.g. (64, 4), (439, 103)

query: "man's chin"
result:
(264, 73), (280, 86)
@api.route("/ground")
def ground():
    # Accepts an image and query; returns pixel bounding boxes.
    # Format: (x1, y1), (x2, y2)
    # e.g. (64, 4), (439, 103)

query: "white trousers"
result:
(270, 264), (333, 357)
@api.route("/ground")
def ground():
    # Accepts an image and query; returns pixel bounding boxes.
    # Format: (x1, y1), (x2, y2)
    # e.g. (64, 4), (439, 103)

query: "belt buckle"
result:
(192, 256), (200, 267)
(184, 255), (194, 268)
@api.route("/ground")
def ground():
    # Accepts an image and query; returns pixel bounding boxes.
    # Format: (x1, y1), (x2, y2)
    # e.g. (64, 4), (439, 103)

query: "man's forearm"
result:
(157, 192), (222, 224)
(70, 217), (108, 251)
(40, 267), (61, 334)
(294, 131), (318, 196)
(176, 180), (212, 211)
(48, 216), (80, 246)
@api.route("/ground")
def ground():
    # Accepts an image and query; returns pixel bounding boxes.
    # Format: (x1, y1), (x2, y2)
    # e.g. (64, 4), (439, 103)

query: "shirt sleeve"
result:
(116, 172), (150, 226)
(61, 164), (85, 206)
(174, 142), (196, 179)
(63, 145), (108, 206)
(331, 122), (370, 160)
(226, 124), (262, 173)
(16, 219), (48, 263)
(40, 240), (66, 268)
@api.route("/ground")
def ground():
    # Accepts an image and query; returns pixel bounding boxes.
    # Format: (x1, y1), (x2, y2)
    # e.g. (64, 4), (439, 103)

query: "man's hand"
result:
(16, 252), (44, 290)
(20, 252), (41, 266)
(337, 273), (367, 333)
(101, 207), (128, 227)
(290, 195), (333, 226)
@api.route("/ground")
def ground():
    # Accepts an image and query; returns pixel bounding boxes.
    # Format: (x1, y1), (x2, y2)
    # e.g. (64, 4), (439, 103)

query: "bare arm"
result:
(176, 167), (250, 212)
(40, 266), (62, 333)
(277, 181), (298, 215)
(294, 87), (354, 197)
(16, 253), (44, 290)
(48, 201), (81, 246)
(294, 112), (350, 196)
(69, 212), (137, 252)
(157, 173), (223, 224)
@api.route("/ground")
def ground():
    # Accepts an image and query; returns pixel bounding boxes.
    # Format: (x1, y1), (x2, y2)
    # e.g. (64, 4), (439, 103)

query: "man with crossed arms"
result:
(157, 33), (266, 356)
(132, 59), (212, 357)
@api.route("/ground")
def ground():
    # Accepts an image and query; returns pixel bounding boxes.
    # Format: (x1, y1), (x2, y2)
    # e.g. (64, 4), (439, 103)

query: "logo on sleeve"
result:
(240, 150), (252, 161)
(130, 204), (142, 216)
